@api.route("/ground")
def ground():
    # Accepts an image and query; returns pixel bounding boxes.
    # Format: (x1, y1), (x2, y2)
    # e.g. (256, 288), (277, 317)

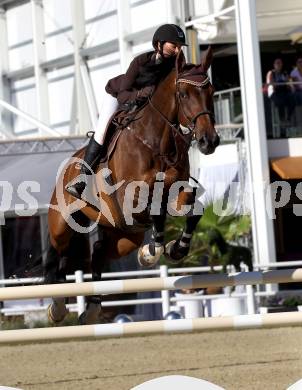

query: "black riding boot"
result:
(65, 136), (105, 199)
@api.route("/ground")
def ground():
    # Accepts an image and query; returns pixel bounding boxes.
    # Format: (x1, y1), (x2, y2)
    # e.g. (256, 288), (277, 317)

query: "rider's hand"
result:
(136, 86), (154, 101)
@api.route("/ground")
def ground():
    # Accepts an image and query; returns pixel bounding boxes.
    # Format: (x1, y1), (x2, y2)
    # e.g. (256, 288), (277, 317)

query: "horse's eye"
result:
(180, 92), (188, 99)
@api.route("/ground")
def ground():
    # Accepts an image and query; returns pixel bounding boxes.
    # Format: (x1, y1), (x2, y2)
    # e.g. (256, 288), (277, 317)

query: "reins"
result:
(147, 96), (192, 146)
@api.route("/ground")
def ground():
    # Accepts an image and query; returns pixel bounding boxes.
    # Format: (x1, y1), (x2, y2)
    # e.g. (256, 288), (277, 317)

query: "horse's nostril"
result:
(199, 135), (207, 145)
(214, 134), (220, 147)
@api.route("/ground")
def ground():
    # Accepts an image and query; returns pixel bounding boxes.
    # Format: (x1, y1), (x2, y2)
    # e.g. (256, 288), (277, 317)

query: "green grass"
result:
(0, 312), (79, 330)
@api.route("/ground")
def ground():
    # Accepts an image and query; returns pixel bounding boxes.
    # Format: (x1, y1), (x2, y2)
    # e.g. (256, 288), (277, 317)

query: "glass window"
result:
(11, 87), (38, 135)
(6, 3), (33, 46)
(6, 3), (34, 71)
(43, 0), (72, 33)
(131, 0), (166, 33)
(8, 45), (34, 72)
(47, 66), (74, 126)
(88, 56), (121, 111)
(84, 0), (117, 20)
(44, 34), (73, 61)
(43, 0), (73, 60)
(85, 14), (118, 47)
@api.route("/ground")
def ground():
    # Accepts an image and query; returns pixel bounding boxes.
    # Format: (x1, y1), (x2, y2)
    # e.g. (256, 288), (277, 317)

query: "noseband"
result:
(176, 74), (215, 133)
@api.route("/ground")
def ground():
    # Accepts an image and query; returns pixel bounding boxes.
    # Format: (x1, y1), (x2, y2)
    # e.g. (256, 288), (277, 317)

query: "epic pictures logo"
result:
(1, 157), (302, 232)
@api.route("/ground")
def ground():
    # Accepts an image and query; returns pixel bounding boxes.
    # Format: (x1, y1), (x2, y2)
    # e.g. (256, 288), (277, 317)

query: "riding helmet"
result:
(152, 24), (188, 49)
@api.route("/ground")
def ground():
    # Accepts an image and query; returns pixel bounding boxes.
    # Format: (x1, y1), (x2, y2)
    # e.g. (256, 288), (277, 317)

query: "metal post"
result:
(69, 78), (77, 134)
(0, 226), (5, 280)
(243, 265), (256, 314)
(71, 0), (91, 134)
(160, 265), (170, 317)
(31, 0), (50, 135)
(246, 284), (256, 314)
(39, 214), (48, 265)
(234, 0), (276, 272)
(186, 28), (200, 64)
(0, 6), (12, 136)
(117, 0), (132, 72)
(166, 0), (183, 24)
(230, 91), (235, 122)
(79, 62), (98, 131)
(75, 270), (85, 316)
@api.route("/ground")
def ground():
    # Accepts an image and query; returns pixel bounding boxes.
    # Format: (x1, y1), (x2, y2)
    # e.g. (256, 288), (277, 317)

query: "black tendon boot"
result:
(65, 136), (105, 199)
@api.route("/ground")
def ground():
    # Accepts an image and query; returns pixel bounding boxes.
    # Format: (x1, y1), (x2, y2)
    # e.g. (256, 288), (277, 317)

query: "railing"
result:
(264, 81), (302, 139)
(214, 81), (302, 139)
(2, 261), (302, 320)
(214, 87), (242, 127)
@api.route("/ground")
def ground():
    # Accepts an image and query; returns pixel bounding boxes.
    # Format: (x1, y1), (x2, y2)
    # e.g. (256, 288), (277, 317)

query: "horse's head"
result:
(175, 47), (220, 154)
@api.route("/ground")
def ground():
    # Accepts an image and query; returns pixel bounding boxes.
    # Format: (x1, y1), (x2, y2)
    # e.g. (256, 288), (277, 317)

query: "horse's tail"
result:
(8, 250), (45, 279)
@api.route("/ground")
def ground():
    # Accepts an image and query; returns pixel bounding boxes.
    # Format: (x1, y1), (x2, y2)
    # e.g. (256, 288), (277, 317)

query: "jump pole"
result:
(0, 269), (302, 301)
(1, 312), (302, 344)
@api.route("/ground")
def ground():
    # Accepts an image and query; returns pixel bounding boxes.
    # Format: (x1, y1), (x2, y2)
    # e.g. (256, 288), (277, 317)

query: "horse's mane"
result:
(135, 56), (176, 87)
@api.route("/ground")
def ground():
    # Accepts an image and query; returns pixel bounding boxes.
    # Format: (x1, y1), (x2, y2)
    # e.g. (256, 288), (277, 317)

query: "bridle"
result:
(148, 72), (215, 144)
(175, 73), (215, 133)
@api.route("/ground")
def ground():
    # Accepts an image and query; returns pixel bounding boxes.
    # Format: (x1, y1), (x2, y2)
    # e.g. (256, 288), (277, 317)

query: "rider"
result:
(66, 23), (188, 199)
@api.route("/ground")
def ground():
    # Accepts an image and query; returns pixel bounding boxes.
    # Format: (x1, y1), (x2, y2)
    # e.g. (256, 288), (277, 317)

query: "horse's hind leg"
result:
(45, 205), (74, 323)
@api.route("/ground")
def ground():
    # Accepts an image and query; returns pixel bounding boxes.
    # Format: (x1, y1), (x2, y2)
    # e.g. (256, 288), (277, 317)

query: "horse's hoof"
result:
(79, 310), (101, 325)
(78, 312), (87, 325)
(164, 240), (187, 265)
(137, 244), (164, 268)
(79, 301), (102, 325)
(47, 304), (69, 324)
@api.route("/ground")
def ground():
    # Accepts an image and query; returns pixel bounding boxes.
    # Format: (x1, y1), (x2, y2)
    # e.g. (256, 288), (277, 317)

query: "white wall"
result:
(268, 138), (302, 158)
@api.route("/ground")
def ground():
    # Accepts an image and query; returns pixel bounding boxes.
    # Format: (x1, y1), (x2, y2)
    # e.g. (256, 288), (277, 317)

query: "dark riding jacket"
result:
(105, 51), (156, 104)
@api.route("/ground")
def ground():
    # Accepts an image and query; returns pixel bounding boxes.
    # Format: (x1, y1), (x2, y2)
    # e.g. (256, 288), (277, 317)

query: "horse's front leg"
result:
(137, 214), (166, 268)
(165, 214), (201, 264)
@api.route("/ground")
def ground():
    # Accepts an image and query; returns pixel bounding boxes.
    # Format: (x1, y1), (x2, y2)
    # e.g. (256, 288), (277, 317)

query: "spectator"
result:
(266, 58), (295, 124)
(290, 56), (302, 105)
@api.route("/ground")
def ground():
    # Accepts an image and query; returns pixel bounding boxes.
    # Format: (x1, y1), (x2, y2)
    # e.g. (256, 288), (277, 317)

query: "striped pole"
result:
(0, 269), (302, 301)
(1, 311), (302, 344)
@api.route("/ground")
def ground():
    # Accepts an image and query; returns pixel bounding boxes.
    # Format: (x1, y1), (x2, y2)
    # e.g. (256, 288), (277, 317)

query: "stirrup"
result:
(65, 181), (86, 199)
(65, 172), (88, 199)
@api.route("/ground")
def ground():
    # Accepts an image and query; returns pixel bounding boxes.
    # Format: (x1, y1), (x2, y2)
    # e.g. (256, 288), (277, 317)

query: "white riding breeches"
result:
(94, 92), (119, 145)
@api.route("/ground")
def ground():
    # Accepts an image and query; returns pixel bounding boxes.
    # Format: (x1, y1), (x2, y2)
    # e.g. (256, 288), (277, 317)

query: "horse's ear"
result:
(201, 46), (213, 72)
(176, 50), (186, 77)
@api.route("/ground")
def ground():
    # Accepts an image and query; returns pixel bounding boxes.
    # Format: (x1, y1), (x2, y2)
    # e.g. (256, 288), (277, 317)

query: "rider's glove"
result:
(136, 85), (154, 101)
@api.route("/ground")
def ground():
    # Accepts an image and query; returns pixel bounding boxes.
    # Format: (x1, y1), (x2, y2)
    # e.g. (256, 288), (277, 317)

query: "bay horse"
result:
(45, 48), (220, 324)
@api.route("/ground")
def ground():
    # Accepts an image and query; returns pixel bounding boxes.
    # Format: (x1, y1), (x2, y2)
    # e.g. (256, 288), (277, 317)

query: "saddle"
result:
(98, 100), (148, 163)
